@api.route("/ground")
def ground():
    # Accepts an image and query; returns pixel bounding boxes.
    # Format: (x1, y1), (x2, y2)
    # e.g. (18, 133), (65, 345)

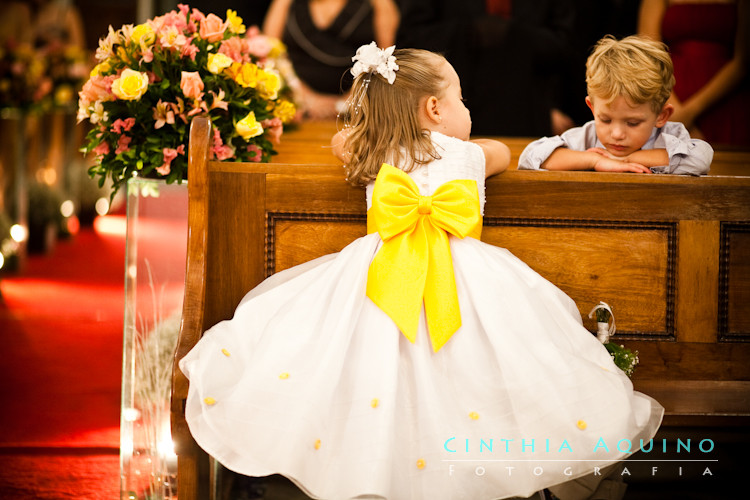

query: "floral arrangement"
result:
(0, 39), (89, 113)
(43, 42), (91, 110)
(605, 342), (639, 378)
(588, 302), (639, 377)
(77, 4), (297, 197)
(0, 41), (46, 111)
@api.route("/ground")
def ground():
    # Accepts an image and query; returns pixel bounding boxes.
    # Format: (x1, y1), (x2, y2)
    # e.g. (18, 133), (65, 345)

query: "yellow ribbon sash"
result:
(366, 164), (482, 352)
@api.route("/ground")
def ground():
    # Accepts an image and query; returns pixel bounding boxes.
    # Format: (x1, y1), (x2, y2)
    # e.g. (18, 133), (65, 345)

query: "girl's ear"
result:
(655, 102), (674, 127)
(423, 95), (441, 124)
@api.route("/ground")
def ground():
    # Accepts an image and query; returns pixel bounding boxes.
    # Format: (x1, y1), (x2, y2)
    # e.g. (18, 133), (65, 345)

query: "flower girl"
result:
(179, 43), (663, 500)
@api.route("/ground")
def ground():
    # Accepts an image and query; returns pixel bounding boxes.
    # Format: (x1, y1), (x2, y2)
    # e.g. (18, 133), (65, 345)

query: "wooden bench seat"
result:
(171, 117), (750, 499)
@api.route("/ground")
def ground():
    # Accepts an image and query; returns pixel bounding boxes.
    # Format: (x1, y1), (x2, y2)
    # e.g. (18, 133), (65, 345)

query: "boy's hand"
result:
(587, 147), (652, 173)
(593, 156), (652, 173)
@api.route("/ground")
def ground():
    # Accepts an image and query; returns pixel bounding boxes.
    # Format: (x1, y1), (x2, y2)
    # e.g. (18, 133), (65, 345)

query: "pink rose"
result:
(180, 71), (204, 99)
(199, 13), (226, 42)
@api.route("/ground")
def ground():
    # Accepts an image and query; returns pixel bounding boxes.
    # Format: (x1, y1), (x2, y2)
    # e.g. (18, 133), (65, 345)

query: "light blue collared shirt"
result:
(518, 121), (713, 175)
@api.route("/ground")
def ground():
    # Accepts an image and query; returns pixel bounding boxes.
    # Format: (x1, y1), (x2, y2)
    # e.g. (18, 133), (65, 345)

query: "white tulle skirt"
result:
(180, 234), (663, 500)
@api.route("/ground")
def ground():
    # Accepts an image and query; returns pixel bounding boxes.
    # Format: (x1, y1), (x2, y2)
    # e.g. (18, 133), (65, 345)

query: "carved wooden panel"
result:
(266, 213), (676, 339)
(482, 219), (676, 339)
(720, 223), (750, 341)
(266, 213), (367, 276)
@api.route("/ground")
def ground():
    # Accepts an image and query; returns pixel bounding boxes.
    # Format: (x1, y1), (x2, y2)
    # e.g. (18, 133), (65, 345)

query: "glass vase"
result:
(120, 177), (188, 500)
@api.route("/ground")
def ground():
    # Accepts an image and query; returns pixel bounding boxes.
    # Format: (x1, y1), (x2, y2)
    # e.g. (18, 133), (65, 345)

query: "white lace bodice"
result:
(365, 131), (487, 214)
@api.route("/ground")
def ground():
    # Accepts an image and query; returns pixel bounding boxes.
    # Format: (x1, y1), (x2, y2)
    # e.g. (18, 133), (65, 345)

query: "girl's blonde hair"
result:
(586, 35), (675, 114)
(342, 48), (448, 186)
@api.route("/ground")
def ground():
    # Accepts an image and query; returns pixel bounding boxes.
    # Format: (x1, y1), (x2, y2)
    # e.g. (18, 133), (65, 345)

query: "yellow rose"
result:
(257, 69), (281, 100)
(226, 10), (246, 34)
(131, 23), (155, 46)
(207, 53), (234, 75)
(273, 100), (297, 124)
(236, 112), (264, 139)
(112, 68), (149, 100)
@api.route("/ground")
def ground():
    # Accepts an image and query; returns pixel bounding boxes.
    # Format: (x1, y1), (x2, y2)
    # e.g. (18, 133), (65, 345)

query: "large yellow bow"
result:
(366, 164), (482, 352)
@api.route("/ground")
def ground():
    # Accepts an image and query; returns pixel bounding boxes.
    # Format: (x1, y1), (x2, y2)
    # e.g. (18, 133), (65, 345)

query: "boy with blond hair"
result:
(519, 35), (713, 175)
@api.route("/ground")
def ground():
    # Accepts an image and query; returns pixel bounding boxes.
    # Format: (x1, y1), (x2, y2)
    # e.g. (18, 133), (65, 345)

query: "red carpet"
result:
(0, 226), (125, 498)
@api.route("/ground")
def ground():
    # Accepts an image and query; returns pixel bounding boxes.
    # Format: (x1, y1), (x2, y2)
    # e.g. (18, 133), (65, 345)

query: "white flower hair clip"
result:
(350, 42), (399, 84)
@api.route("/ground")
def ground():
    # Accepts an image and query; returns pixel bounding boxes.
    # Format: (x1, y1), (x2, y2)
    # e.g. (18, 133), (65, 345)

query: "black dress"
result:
(397, 0), (576, 136)
(283, 0), (376, 95)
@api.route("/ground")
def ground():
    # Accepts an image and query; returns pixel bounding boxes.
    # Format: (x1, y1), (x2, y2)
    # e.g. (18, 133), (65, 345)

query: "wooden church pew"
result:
(171, 116), (750, 499)
(274, 120), (750, 175)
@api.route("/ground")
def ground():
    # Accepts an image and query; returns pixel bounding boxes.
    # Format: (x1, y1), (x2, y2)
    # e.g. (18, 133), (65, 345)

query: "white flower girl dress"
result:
(180, 131), (663, 500)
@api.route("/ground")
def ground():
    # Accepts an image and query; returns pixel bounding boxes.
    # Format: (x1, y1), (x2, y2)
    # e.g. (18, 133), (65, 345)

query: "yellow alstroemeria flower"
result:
(116, 46), (131, 65)
(226, 9), (246, 34)
(207, 53), (234, 75)
(130, 23), (156, 46)
(231, 62), (260, 88)
(112, 68), (149, 101)
(90, 60), (111, 78)
(272, 99), (297, 124)
(257, 69), (281, 100)
(236, 111), (264, 139)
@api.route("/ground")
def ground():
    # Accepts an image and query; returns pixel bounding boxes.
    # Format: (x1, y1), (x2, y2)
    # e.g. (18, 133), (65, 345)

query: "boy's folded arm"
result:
(541, 148), (598, 171)
(544, 148), (653, 173)
(518, 136), (566, 170)
(656, 132), (714, 175)
(625, 148), (670, 168)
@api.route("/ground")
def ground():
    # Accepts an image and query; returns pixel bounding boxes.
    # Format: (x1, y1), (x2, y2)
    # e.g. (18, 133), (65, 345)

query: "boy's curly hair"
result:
(586, 35), (675, 114)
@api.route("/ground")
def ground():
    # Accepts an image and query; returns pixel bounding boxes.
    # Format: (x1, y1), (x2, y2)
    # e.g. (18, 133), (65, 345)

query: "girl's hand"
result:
(331, 129), (352, 163)
(472, 138), (510, 178)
